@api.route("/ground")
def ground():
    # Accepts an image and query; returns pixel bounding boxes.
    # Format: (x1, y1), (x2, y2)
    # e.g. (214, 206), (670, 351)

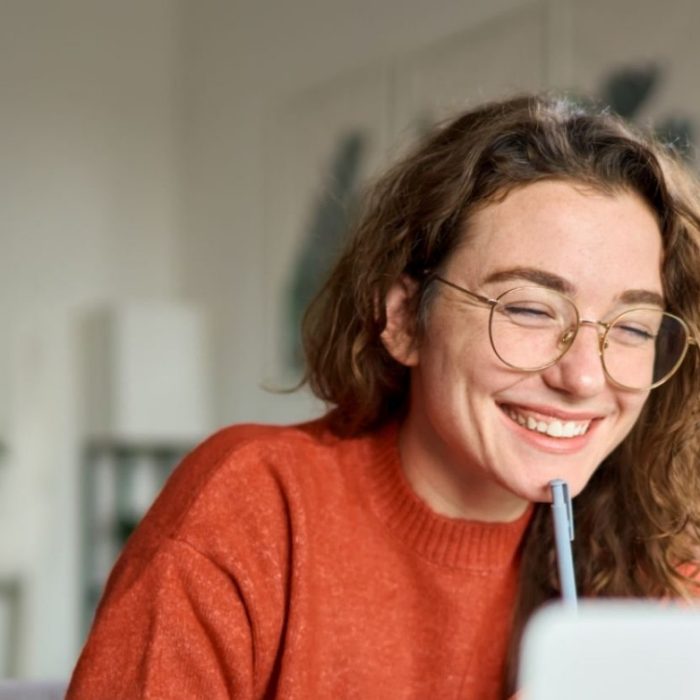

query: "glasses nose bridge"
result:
(567, 318), (608, 355)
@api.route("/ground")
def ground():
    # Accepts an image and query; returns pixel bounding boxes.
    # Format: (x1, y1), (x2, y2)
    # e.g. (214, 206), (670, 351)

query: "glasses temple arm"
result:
(432, 276), (495, 306)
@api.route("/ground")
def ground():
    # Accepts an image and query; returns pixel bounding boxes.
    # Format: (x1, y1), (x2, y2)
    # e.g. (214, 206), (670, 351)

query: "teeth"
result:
(548, 420), (563, 437)
(506, 408), (590, 439)
(561, 422), (576, 438)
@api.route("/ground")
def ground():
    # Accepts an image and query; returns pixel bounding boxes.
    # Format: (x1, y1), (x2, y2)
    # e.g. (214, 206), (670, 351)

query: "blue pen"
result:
(549, 479), (578, 610)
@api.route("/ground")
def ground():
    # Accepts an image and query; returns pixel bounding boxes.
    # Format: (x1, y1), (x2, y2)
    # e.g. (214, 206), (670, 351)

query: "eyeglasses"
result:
(433, 276), (697, 391)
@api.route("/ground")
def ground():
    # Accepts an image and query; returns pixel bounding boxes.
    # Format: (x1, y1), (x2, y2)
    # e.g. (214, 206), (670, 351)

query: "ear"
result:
(380, 275), (420, 367)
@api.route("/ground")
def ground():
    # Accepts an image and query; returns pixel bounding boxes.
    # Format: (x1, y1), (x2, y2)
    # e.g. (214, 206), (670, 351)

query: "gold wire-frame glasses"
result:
(433, 275), (697, 391)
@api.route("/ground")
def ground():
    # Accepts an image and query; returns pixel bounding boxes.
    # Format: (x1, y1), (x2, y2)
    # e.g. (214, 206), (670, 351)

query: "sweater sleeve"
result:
(66, 538), (258, 700)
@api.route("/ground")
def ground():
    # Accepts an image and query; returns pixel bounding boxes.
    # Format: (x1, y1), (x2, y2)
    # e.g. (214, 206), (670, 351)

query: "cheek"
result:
(422, 329), (492, 383)
(418, 303), (507, 392)
(619, 391), (650, 428)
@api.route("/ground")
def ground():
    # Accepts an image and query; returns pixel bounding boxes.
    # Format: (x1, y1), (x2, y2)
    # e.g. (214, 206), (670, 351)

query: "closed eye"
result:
(609, 323), (656, 345)
(499, 302), (559, 326)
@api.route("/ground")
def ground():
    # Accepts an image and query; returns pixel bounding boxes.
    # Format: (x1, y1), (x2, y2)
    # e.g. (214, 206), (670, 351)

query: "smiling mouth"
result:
(502, 406), (592, 438)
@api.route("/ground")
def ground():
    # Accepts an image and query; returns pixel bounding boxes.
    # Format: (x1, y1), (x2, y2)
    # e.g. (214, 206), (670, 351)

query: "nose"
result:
(541, 322), (607, 397)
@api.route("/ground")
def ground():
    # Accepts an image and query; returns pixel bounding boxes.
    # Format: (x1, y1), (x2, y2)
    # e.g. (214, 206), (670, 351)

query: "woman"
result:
(68, 94), (700, 699)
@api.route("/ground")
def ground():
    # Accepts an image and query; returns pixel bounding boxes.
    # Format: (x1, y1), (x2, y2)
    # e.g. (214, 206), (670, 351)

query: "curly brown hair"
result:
(301, 94), (700, 695)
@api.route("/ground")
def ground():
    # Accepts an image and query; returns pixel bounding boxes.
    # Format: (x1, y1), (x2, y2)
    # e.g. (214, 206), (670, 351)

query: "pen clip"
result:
(562, 481), (574, 541)
(550, 478), (575, 542)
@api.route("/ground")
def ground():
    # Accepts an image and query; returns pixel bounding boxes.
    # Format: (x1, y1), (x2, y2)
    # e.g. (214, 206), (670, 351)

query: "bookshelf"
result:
(80, 438), (192, 631)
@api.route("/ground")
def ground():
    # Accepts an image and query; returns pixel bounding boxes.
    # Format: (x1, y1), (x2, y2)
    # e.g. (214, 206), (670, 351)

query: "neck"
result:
(398, 417), (528, 523)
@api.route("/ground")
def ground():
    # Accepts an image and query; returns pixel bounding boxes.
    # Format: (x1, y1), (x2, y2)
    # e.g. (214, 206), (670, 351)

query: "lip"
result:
(498, 402), (604, 422)
(498, 402), (603, 454)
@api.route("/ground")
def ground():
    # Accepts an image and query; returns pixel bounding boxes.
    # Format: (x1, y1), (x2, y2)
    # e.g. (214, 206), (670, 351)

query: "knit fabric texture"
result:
(67, 418), (531, 699)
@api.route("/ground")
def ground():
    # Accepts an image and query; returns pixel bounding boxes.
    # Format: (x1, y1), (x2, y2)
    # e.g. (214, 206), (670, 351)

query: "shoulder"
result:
(123, 416), (380, 557)
(196, 417), (346, 467)
(178, 417), (352, 498)
(98, 418), (397, 617)
(677, 560), (700, 598)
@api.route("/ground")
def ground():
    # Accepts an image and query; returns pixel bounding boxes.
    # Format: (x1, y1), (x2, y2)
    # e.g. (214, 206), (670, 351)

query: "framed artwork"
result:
(259, 0), (698, 416)
(261, 6), (549, 391)
(573, 0), (700, 165)
(391, 2), (548, 142)
(262, 63), (393, 386)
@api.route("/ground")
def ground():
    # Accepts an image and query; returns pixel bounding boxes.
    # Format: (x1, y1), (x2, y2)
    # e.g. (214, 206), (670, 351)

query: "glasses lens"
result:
(602, 309), (689, 390)
(489, 287), (577, 370)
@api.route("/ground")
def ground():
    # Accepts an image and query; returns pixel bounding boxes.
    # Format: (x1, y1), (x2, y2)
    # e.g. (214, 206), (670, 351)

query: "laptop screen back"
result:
(519, 600), (700, 700)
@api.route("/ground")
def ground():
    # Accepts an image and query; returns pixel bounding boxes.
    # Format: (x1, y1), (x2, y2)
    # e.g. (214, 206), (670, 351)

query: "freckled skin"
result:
(384, 181), (662, 522)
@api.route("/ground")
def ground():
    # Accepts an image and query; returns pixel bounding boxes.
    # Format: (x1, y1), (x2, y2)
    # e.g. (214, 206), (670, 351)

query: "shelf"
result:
(0, 576), (21, 676)
(80, 441), (193, 633)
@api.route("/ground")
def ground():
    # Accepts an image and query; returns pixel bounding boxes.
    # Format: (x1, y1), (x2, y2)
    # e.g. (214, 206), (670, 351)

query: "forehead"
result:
(449, 180), (664, 298)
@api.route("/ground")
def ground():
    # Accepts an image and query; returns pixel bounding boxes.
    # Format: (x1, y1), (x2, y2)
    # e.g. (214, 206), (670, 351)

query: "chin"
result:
(507, 465), (594, 505)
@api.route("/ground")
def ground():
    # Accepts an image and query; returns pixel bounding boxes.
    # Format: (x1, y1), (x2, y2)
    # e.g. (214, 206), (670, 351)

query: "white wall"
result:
(0, 0), (182, 677)
(177, 0), (700, 428)
(176, 0), (545, 425)
(1, 0), (699, 681)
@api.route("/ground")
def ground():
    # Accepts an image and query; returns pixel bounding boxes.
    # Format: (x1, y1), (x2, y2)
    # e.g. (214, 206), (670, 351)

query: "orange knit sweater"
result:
(68, 418), (531, 699)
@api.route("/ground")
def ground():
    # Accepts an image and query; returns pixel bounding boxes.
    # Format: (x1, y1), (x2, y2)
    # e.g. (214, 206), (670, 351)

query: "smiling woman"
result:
(68, 95), (700, 700)
(385, 181), (664, 520)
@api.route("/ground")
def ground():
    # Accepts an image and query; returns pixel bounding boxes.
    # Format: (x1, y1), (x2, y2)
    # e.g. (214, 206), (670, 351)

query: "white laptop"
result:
(519, 600), (700, 700)
(0, 682), (66, 700)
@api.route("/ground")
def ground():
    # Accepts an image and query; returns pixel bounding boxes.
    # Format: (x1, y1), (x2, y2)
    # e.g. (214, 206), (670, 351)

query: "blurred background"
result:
(0, 0), (698, 682)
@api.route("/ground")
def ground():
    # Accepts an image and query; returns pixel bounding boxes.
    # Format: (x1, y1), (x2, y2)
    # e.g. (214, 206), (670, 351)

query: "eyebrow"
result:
(482, 266), (665, 308)
(483, 267), (575, 294)
(618, 289), (665, 307)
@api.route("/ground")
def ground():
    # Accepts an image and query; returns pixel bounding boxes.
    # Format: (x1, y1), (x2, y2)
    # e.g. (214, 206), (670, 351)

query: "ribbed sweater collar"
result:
(358, 422), (532, 571)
